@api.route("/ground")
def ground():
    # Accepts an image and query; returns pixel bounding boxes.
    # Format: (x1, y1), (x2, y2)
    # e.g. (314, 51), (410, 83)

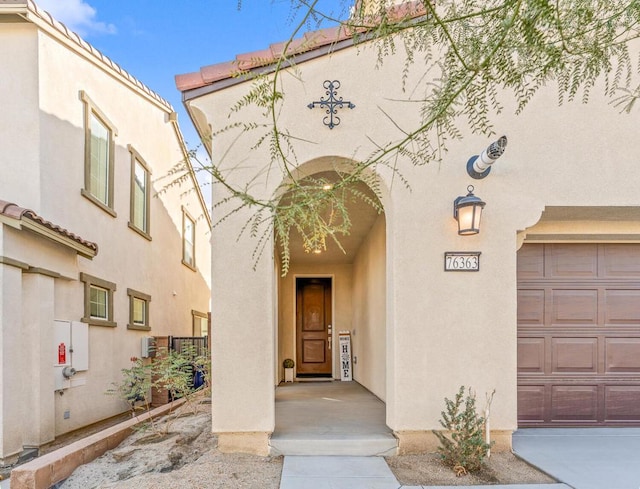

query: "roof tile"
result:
(0, 199), (98, 254)
(175, 1), (426, 93)
(174, 72), (207, 92)
(201, 60), (241, 84)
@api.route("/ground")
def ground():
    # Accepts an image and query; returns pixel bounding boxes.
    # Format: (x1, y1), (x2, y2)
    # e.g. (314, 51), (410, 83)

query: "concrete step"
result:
(270, 434), (397, 456)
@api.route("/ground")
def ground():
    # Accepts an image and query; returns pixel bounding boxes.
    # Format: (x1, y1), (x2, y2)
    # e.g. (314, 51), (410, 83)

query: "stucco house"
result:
(176, 0), (640, 455)
(0, 1), (211, 465)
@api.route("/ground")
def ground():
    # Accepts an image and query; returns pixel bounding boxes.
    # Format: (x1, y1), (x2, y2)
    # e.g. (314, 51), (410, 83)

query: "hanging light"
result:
(453, 185), (485, 235)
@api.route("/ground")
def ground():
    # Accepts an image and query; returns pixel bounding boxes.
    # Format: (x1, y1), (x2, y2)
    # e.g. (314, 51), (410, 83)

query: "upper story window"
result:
(182, 208), (196, 270)
(80, 91), (117, 217)
(128, 146), (151, 240)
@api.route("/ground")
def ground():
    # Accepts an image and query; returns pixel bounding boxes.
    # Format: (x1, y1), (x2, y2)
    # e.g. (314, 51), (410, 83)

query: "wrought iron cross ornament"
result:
(307, 80), (355, 129)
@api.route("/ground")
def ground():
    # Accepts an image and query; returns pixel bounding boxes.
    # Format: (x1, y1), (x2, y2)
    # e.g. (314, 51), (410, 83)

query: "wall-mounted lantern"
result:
(454, 185), (485, 235)
(467, 135), (508, 179)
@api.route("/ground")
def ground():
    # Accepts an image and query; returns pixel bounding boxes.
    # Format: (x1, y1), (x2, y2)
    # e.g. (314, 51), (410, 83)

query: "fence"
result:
(151, 335), (209, 406)
(168, 335), (208, 357)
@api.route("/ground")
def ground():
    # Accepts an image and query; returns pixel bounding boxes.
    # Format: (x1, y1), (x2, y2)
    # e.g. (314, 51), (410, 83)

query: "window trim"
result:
(192, 310), (209, 337)
(80, 272), (117, 327)
(127, 145), (152, 241)
(80, 90), (117, 217)
(182, 207), (197, 271)
(127, 288), (151, 331)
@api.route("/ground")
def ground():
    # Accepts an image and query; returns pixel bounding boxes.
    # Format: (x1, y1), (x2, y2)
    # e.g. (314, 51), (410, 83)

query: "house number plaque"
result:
(444, 252), (481, 271)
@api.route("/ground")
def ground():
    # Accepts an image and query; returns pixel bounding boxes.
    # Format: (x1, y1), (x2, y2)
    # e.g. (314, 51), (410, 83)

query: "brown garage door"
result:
(517, 243), (640, 427)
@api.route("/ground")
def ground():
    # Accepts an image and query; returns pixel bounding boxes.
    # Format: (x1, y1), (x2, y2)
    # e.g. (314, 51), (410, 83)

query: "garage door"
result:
(517, 243), (640, 427)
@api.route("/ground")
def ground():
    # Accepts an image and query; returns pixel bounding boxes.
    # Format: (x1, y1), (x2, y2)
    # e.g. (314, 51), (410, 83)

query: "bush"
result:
(432, 386), (493, 474)
(107, 346), (210, 435)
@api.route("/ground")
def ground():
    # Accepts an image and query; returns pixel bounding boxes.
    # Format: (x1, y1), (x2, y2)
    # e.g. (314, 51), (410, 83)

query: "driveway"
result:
(513, 428), (640, 489)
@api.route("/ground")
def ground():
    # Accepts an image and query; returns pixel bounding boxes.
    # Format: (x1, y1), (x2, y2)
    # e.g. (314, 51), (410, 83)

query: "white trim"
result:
(291, 274), (336, 379)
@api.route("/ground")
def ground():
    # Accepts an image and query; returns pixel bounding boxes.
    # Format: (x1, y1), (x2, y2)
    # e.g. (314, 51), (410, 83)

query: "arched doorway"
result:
(272, 160), (394, 454)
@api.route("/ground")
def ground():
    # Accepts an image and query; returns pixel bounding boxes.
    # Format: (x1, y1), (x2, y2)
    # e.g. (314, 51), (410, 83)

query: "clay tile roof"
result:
(0, 199), (98, 255)
(175, 1), (426, 93)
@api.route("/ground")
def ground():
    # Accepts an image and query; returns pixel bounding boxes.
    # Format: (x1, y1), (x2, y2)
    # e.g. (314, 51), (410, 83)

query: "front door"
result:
(296, 278), (332, 376)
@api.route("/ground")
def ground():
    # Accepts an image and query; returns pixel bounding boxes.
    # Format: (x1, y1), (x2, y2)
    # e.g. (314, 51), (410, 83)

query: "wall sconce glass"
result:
(454, 185), (485, 235)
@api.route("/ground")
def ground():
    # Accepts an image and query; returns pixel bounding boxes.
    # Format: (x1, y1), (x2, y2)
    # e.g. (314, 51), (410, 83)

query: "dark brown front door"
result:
(296, 278), (332, 376)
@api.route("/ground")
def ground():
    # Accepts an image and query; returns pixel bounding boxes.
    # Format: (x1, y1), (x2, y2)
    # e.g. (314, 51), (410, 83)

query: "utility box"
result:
(54, 320), (89, 390)
(141, 336), (156, 358)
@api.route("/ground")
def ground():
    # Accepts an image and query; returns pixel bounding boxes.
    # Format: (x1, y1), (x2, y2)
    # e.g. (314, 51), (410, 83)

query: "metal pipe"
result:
(466, 135), (508, 179)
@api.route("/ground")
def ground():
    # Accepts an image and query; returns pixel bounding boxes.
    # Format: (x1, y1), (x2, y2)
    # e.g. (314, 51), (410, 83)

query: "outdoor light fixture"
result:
(454, 185), (485, 235)
(467, 135), (508, 179)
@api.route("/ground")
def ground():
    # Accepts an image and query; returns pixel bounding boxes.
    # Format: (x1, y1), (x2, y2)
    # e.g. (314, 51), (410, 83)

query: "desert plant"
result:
(107, 345), (211, 433)
(153, 348), (195, 400)
(283, 358), (294, 368)
(106, 357), (153, 412)
(152, 344), (210, 415)
(433, 386), (493, 475)
(106, 356), (167, 436)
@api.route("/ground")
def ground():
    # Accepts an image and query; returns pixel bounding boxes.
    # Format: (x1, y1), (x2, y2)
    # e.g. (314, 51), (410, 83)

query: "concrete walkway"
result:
(278, 455), (569, 489)
(271, 381), (397, 456)
(280, 456), (399, 489)
(513, 428), (640, 489)
(279, 426), (640, 488)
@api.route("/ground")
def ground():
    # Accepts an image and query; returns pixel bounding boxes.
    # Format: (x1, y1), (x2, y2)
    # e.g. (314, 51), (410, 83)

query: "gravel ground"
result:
(59, 402), (282, 489)
(56, 399), (554, 488)
(386, 451), (556, 486)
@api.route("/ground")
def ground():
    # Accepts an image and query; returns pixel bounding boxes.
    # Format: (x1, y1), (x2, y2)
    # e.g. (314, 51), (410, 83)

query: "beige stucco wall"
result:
(0, 16), (211, 462)
(0, 22), (41, 209)
(0, 235), (25, 462)
(188, 26), (640, 451)
(351, 214), (386, 400)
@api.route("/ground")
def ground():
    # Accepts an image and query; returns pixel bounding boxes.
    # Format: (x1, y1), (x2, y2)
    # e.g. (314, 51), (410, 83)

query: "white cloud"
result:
(36, 0), (116, 37)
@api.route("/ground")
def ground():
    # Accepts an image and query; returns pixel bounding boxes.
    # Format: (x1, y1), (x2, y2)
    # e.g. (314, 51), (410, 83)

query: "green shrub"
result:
(433, 386), (493, 474)
(107, 346), (211, 435)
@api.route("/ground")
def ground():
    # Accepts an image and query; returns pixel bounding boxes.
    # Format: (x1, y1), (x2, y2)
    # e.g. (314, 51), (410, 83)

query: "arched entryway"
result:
(271, 159), (394, 454)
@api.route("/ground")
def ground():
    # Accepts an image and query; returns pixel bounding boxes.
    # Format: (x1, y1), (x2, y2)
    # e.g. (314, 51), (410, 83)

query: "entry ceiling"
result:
(282, 171), (382, 266)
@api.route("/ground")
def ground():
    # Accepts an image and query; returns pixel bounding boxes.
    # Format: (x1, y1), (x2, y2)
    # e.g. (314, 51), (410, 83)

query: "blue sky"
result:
(37, 0), (348, 149)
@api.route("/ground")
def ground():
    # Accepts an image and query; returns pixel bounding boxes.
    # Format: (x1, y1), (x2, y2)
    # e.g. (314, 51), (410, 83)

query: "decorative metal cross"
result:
(307, 80), (355, 129)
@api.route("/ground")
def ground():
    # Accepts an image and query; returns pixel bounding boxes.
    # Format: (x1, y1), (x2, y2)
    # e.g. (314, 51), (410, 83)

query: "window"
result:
(90, 285), (108, 320)
(80, 273), (116, 327)
(192, 310), (209, 337)
(128, 146), (151, 239)
(127, 289), (151, 331)
(80, 91), (117, 216)
(182, 209), (196, 270)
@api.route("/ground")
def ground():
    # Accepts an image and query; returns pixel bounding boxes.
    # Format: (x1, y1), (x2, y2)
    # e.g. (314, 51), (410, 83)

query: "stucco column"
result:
(210, 210), (275, 455)
(21, 271), (56, 448)
(0, 261), (24, 464)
